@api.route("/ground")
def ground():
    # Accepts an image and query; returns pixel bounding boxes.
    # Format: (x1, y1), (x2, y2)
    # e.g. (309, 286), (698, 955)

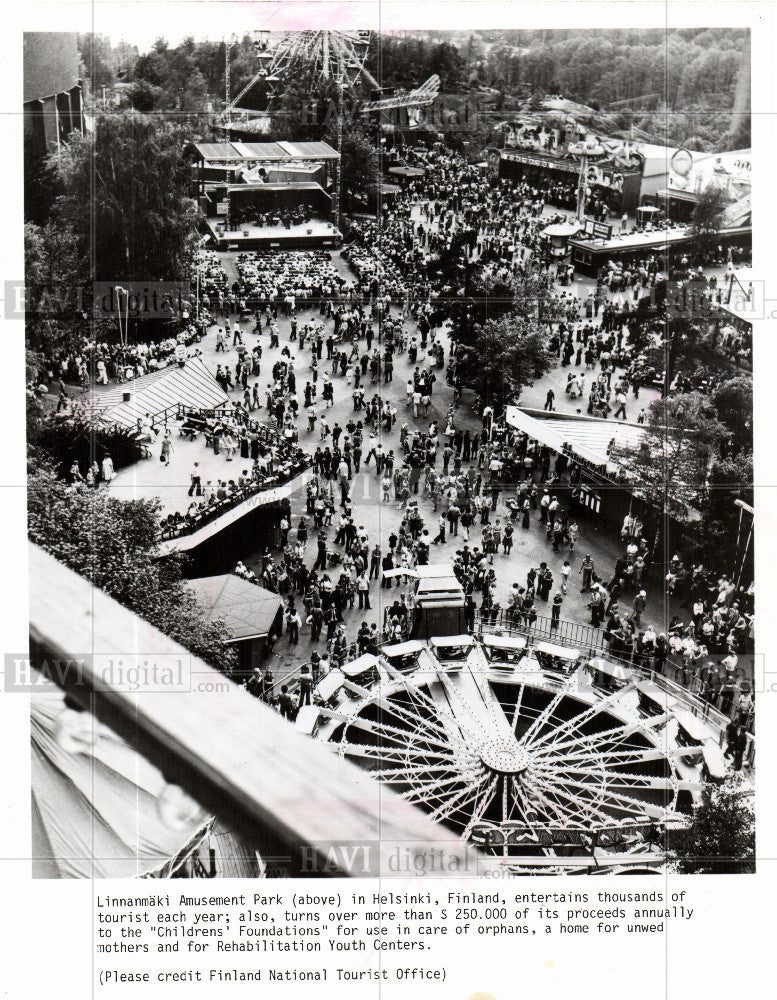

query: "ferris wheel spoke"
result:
(527, 684), (638, 752)
(462, 774), (500, 835)
(435, 672), (502, 739)
(402, 770), (487, 808)
(510, 683), (527, 734)
(532, 714), (669, 761)
(377, 760), (469, 780)
(336, 740), (450, 766)
(517, 690), (567, 747)
(342, 715), (456, 755)
(555, 744), (691, 768)
(426, 775), (493, 825)
(557, 768), (682, 795)
(553, 775), (669, 820)
(535, 774), (627, 827)
(379, 664), (469, 742)
(353, 694), (455, 744)
(528, 777), (602, 827)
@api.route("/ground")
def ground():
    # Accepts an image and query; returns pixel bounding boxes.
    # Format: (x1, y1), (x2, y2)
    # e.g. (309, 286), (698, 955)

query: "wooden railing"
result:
(27, 544), (490, 878)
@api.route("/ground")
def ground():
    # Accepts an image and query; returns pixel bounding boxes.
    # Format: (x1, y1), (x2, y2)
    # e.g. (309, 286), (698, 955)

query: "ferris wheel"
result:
(308, 634), (724, 874)
(224, 28), (377, 124)
(266, 29), (378, 94)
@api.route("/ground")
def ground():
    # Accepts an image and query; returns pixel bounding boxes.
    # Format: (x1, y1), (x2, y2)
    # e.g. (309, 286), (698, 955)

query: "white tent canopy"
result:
(31, 691), (211, 878)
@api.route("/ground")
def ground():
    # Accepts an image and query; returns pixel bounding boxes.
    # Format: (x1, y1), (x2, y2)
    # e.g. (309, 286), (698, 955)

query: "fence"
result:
(474, 610), (607, 654)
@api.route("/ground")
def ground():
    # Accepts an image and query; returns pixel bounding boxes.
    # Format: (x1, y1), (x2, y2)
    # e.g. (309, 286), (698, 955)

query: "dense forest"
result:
(76, 27), (749, 151)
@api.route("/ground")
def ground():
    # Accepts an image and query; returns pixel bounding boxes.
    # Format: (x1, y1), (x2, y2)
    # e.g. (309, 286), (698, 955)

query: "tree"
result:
(77, 33), (116, 90)
(24, 221), (86, 357)
(27, 469), (237, 674)
(49, 111), (198, 283)
(669, 779), (755, 874)
(690, 183), (730, 252)
(455, 314), (551, 413)
(611, 392), (729, 522)
(712, 374), (753, 455)
(323, 122), (378, 213)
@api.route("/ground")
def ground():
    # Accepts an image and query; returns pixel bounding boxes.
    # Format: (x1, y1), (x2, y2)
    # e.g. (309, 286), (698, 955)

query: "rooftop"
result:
(190, 140), (340, 165)
(90, 357), (227, 430)
(186, 574), (283, 641)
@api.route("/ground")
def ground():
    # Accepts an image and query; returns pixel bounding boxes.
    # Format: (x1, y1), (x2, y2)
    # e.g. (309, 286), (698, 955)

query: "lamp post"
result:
(568, 138), (606, 222)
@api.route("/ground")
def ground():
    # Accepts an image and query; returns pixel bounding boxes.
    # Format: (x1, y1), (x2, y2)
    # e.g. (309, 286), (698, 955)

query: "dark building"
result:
(23, 32), (85, 220)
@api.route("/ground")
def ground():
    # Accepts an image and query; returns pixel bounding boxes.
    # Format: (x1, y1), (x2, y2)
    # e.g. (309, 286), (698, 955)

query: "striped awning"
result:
(90, 357), (227, 429)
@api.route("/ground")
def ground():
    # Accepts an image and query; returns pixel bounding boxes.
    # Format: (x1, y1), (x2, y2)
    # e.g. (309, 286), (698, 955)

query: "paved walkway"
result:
(92, 249), (719, 687)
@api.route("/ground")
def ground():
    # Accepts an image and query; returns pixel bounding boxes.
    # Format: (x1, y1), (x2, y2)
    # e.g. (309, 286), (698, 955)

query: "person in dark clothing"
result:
(550, 592), (563, 629)
(278, 684), (296, 719)
(297, 665), (313, 709)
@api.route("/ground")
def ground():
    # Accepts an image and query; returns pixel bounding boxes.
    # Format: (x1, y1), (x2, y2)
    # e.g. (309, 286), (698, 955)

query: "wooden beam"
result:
(28, 544), (492, 878)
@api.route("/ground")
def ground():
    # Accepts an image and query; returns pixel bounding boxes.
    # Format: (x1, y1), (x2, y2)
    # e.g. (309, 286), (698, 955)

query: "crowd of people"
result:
(29, 132), (755, 748)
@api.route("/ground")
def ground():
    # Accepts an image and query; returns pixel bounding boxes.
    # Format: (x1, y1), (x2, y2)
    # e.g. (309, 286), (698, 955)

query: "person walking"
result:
(188, 462), (202, 497)
(101, 453), (115, 485)
(286, 604), (301, 644)
(560, 560), (571, 594)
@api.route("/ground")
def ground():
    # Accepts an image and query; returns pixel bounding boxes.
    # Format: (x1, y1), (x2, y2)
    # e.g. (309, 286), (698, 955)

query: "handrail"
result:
(28, 543), (492, 878)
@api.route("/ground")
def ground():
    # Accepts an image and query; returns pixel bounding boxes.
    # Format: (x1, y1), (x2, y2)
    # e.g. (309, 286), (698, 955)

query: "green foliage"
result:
(712, 374), (753, 454)
(691, 184), (730, 238)
(24, 221), (85, 356)
(366, 36), (467, 91)
(324, 123), (379, 206)
(28, 469), (237, 675)
(456, 313), (551, 413)
(34, 413), (146, 478)
(49, 112), (198, 283)
(612, 391), (729, 519)
(669, 779), (755, 874)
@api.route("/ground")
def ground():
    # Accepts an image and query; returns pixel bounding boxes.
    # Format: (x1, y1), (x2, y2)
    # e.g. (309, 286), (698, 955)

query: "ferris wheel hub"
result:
(478, 739), (532, 776)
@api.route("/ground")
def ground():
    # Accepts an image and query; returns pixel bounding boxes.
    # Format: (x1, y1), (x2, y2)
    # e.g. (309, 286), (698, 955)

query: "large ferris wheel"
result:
(224, 29), (377, 126)
(264, 29), (379, 95)
(303, 631), (731, 874)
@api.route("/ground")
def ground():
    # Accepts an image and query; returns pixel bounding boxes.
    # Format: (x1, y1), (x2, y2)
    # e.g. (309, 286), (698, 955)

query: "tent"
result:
(31, 690), (211, 878)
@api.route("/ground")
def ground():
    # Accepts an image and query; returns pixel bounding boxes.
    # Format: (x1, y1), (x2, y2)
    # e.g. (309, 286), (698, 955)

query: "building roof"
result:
(190, 140), (339, 165)
(505, 406), (648, 475)
(186, 575), (284, 641)
(23, 32), (80, 104)
(91, 357), (227, 429)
